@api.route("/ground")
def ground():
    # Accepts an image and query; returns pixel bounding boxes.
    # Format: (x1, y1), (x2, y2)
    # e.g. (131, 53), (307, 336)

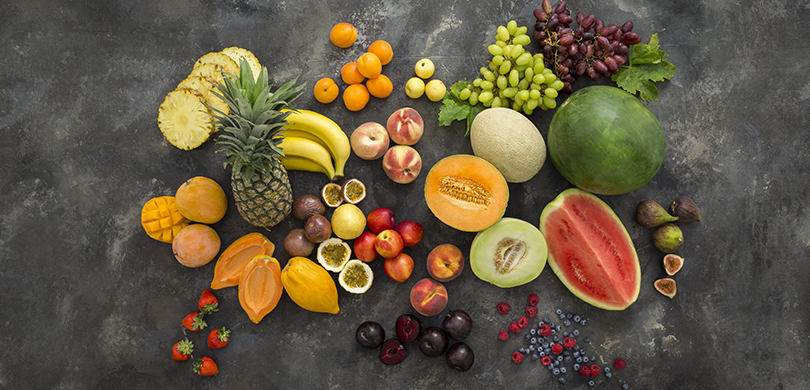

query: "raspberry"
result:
(614, 358), (627, 370)
(517, 316), (529, 328)
(525, 306), (538, 318)
(528, 293), (539, 306)
(509, 322), (520, 333)
(551, 343), (563, 354)
(498, 330), (509, 340)
(511, 351), (525, 363)
(540, 356), (552, 366)
(579, 365), (591, 377)
(563, 337), (576, 349)
(497, 302), (511, 315)
(590, 364), (601, 377)
(539, 323), (552, 337)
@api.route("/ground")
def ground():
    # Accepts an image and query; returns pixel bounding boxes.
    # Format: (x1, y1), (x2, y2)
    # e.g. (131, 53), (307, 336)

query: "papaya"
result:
(281, 256), (340, 314)
(211, 233), (275, 289)
(238, 255), (283, 324)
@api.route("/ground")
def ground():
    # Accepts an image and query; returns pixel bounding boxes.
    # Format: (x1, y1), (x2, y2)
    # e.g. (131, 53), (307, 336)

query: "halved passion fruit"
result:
(317, 237), (351, 272)
(322, 182), (344, 208)
(342, 178), (366, 204)
(338, 259), (373, 293)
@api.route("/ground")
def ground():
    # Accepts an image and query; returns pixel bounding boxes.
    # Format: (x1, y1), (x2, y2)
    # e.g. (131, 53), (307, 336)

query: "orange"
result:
(313, 77), (339, 104)
(366, 74), (393, 98)
(367, 40), (393, 65)
(341, 62), (366, 85)
(330, 23), (357, 48)
(356, 53), (382, 79)
(342, 84), (370, 111)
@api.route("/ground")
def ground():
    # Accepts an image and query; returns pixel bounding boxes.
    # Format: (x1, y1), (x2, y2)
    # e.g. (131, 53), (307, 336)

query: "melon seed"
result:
(439, 176), (491, 206)
(494, 238), (527, 274)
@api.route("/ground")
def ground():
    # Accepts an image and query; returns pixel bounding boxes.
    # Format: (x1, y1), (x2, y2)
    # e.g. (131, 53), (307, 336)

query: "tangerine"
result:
(366, 74), (393, 98)
(367, 40), (393, 65)
(341, 62), (366, 85)
(330, 23), (357, 48)
(343, 84), (370, 111)
(356, 52), (382, 79)
(313, 77), (339, 104)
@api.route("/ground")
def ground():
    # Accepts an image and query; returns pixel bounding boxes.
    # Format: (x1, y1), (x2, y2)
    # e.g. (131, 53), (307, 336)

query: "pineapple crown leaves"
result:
(206, 57), (306, 178)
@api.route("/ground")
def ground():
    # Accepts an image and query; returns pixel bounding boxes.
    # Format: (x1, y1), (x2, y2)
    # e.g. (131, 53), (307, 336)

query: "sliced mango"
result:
(211, 232), (275, 289)
(141, 196), (190, 243)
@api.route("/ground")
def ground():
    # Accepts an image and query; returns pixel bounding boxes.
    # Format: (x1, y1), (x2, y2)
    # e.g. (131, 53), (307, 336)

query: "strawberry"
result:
(171, 339), (194, 361)
(198, 289), (219, 314)
(207, 327), (231, 349)
(182, 312), (207, 331)
(193, 356), (218, 376)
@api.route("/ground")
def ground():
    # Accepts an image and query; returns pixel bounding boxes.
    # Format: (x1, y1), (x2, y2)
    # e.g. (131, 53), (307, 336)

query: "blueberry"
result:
(545, 348), (552, 355)
(558, 377), (566, 384)
(582, 356), (589, 363)
(542, 342), (549, 348)
(604, 367), (611, 373)
(583, 337), (590, 343)
(557, 355), (564, 361)
(538, 351), (545, 357)
(573, 363), (581, 371)
(543, 316), (551, 323)
(563, 331), (569, 337)
(566, 312), (573, 319)
(563, 320), (571, 327)
(529, 344), (536, 352)
(590, 355), (597, 361)
(560, 366), (567, 373)
(574, 345), (580, 351)
(588, 380), (595, 387)
(530, 337), (537, 344)
(530, 328), (537, 335)
(573, 315), (581, 322)
(576, 357), (582, 363)
(573, 351), (580, 357)
(556, 325), (562, 331)
(553, 368), (560, 375)
(622, 384), (629, 390)
(605, 372), (612, 378)
(580, 319), (587, 326)
(524, 334), (531, 341)
(553, 335), (560, 342)
(556, 309), (563, 315)
(548, 364), (554, 370)
(519, 347), (526, 354)
(563, 350), (570, 356)
(564, 356), (572, 363)
(531, 353), (539, 361)
(572, 329), (580, 336)
(559, 313), (566, 320)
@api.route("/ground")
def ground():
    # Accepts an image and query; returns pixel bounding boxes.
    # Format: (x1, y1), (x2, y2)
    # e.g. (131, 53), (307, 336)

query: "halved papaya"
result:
(238, 255), (283, 324)
(211, 233), (275, 289)
(424, 154), (509, 232)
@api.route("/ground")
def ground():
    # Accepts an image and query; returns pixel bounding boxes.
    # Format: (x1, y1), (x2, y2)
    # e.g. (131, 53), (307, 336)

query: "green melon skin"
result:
(470, 217), (548, 288)
(548, 86), (666, 195)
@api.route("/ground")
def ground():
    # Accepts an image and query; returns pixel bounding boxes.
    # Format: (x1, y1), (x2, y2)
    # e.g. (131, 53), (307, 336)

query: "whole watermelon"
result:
(548, 86), (666, 195)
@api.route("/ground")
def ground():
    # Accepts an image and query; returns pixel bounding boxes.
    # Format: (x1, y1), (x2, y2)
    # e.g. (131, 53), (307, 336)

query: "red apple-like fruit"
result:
(384, 252), (414, 282)
(386, 107), (424, 145)
(367, 207), (396, 234)
(382, 145), (422, 184)
(353, 231), (378, 263)
(426, 243), (465, 282)
(409, 278), (449, 317)
(375, 229), (404, 259)
(395, 220), (424, 247)
(350, 122), (390, 160)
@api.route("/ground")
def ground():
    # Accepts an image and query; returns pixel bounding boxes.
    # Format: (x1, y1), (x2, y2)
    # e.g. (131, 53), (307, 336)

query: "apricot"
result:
(173, 224), (221, 268)
(175, 176), (227, 224)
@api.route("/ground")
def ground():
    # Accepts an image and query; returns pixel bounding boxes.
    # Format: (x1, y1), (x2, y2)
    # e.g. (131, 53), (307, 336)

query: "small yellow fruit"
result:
(415, 58), (435, 79)
(331, 203), (366, 240)
(425, 79), (447, 102)
(405, 77), (426, 99)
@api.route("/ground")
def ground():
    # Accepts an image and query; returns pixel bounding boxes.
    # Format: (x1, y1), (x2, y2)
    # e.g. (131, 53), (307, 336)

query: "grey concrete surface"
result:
(1, 0), (808, 388)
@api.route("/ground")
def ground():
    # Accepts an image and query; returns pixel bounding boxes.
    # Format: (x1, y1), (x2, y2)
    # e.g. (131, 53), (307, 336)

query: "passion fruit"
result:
(322, 182), (344, 208)
(304, 214), (332, 243)
(292, 194), (326, 221)
(338, 259), (373, 293)
(341, 178), (366, 204)
(284, 228), (315, 257)
(317, 237), (351, 272)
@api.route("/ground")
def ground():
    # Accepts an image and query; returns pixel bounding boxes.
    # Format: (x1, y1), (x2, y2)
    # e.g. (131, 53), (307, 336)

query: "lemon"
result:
(338, 260), (373, 294)
(331, 203), (366, 240)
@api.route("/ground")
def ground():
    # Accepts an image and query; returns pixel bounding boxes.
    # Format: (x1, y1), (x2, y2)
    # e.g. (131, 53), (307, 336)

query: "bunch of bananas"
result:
(278, 109), (351, 182)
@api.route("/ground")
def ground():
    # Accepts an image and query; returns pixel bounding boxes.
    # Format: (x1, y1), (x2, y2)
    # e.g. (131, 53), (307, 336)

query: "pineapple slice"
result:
(188, 63), (226, 86)
(193, 52), (239, 77)
(221, 47), (262, 79)
(177, 75), (229, 116)
(157, 89), (213, 150)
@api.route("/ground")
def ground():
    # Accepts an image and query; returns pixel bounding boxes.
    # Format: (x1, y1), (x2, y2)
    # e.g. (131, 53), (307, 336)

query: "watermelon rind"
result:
(539, 188), (641, 310)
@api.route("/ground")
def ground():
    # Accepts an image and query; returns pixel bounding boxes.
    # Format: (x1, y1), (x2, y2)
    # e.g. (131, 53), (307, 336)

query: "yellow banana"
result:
(282, 129), (331, 150)
(279, 155), (336, 180)
(281, 109), (350, 180)
(278, 136), (338, 181)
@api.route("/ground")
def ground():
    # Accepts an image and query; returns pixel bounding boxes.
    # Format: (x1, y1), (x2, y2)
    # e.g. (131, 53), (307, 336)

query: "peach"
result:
(386, 108), (424, 145)
(409, 278), (448, 317)
(350, 122), (390, 160)
(375, 229), (404, 259)
(382, 145), (422, 184)
(367, 207), (396, 234)
(384, 252), (414, 282)
(172, 224), (221, 268)
(395, 220), (423, 247)
(353, 231), (378, 263)
(175, 176), (227, 224)
(426, 243), (465, 282)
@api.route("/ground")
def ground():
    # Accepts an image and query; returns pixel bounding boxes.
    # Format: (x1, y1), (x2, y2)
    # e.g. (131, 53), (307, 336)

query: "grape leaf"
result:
(439, 81), (485, 136)
(611, 33), (677, 101)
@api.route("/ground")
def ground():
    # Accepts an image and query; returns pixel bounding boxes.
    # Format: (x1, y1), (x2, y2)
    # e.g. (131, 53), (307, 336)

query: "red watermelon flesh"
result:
(539, 188), (641, 310)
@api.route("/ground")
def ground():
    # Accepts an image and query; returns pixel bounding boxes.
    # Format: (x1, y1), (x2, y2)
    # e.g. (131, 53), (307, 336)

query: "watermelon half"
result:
(539, 188), (641, 310)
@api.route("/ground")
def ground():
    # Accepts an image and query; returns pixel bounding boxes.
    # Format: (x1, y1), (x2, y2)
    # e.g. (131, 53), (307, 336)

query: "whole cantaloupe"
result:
(470, 107), (546, 183)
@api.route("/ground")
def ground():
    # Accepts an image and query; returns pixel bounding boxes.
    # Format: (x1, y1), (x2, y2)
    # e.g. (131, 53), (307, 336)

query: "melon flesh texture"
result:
(469, 217), (548, 288)
(539, 188), (640, 310)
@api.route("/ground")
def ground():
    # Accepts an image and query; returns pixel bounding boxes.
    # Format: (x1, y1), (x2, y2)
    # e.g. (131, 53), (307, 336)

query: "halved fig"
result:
(654, 278), (677, 299)
(663, 254), (684, 276)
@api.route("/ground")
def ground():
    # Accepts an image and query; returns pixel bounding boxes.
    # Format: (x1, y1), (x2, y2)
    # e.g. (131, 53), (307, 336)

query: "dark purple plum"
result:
(417, 327), (449, 357)
(445, 342), (474, 372)
(442, 309), (472, 340)
(355, 321), (385, 349)
(379, 339), (408, 365)
(395, 314), (422, 343)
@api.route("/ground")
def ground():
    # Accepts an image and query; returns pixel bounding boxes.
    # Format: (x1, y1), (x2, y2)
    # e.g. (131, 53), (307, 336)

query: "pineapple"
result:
(221, 47), (262, 81)
(176, 75), (229, 117)
(157, 89), (213, 150)
(193, 52), (239, 76)
(207, 58), (305, 229)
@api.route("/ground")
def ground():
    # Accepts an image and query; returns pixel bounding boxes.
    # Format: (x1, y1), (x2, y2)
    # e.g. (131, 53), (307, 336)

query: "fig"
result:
(669, 195), (701, 222)
(635, 199), (677, 228)
(654, 277), (677, 298)
(304, 214), (332, 243)
(417, 327), (449, 357)
(292, 194), (326, 221)
(445, 342), (474, 372)
(442, 309), (472, 341)
(652, 223), (683, 253)
(284, 228), (315, 257)
(356, 321), (385, 349)
(663, 254), (684, 276)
